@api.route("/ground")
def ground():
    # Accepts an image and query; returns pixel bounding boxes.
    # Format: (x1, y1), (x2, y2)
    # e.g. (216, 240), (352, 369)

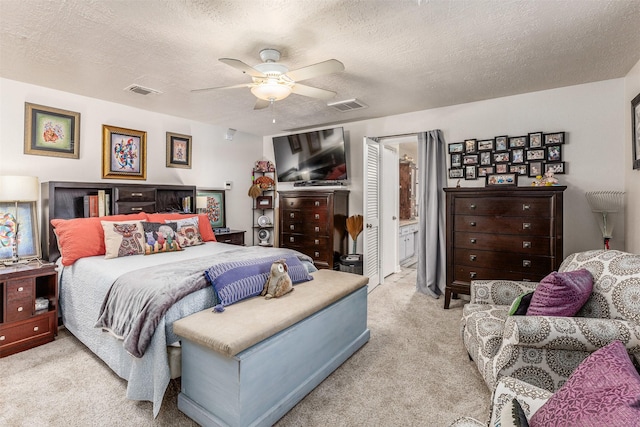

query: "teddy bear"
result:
(261, 259), (294, 299)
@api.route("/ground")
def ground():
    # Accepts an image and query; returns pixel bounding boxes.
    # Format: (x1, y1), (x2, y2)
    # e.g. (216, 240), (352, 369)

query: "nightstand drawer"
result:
(0, 315), (52, 347)
(6, 296), (34, 322)
(215, 231), (245, 246)
(7, 278), (34, 301)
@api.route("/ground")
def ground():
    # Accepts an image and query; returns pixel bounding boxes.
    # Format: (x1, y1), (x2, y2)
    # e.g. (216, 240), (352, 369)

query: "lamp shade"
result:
(196, 196), (208, 210)
(0, 175), (39, 201)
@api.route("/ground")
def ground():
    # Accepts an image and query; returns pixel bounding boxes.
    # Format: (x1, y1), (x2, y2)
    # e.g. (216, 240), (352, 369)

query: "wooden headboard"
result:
(41, 181), (196, 261)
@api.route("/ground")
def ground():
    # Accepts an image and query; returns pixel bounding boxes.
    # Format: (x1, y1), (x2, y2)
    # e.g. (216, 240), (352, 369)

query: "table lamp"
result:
(585, 190), (625, 250)
(0, 175), (39, 264)
(196, 196), (208, 213)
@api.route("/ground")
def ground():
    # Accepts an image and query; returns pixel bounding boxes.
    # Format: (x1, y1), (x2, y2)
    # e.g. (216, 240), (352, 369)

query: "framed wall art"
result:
(495, 136), (508, 151)
(544, 132), (565, 145)
(632, 92), (640, 170)
(102, 125), (147, 180)
(24, 102), (80, 159)
(545, 162), (565, 174)
(528, 132), (543, 148)
(486, 173), (517, 186)
(166, 132), (192, 169)
(448, 142), (463, 153)
(464, 139), (477, 153)
(529, 161), (543, 177)
(508, 136), (528, 148)
(0, 202), (40, 262)
(477, 139), (494, 151)
(196, 189), (226, 229)
(449, 168), (464, 179)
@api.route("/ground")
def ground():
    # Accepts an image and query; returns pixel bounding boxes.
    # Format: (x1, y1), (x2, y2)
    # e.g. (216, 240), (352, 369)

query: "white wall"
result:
(0, 78), (263, 234)
(265, 79), (629, 256)
(624, 59), (640, 254)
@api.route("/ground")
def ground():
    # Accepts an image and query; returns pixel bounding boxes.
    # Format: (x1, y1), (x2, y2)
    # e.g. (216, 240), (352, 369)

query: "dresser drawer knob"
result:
(290, 225), (295, 230)
(17, 306), (23, 312)
(289, 201), (294, 206)
(523, 260), (532, 267)
(33, 326), (39, 332)
(0, 336), (5, 341)
(470, 204), (477, 210)
(315, 226), (320, 232)
(314, 201), (320, 207)
(469, 272), (477, 279)
(314, 239), (320, 245)
(522, 204), (531, 211)
(314, 251), (320, 257)
(131, 192), (143, 197)
(523, 241), (532, 249)
(470, 238), (477, 244)
(470, 222), (476, 227)
(523, 223), (531, 230)
(131, 207), (143, 211)
(18, 286), (24, 292)
(290, 213), (295, 218)
(469, 254), (477, 261)
(315, 214), (320, 220)
(289, 237), (295, 243)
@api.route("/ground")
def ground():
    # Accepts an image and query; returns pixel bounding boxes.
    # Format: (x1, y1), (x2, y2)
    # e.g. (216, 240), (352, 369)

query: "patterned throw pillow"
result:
(101, 220), (146, 259)
(508, 291), (534, 316)
(497, 398), (529, 427)
(529, 340), (640, 426)
(165, 217), (204, 247)
(526, 269), (593, 317)
(141, 222), (183, 255)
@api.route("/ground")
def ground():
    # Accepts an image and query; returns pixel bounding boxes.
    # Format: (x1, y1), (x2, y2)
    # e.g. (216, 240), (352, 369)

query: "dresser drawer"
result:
(282, 213), (330, 235)
(114, 201), (156, 214)
(282, 233), (330, 248)
(281, 197), (328, 209)
(454, 215), (552, 236)
(115, 186), (156, 202)
(453, 264), (546, 283)
(454, 197), (552, 217)
(7, 278), (34, 300)
(454, 248), (554, 275)
(454, 231), (553, 255)
(0, 315), (53, 347)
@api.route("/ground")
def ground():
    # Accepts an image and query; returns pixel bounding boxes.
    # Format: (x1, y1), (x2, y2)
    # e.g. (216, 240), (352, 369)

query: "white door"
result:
(363, 137), (381, 289)
(382, 145), (399, 277)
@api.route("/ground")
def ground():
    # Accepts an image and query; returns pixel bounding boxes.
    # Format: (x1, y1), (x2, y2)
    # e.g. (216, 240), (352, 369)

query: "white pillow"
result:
(101, 220), (146, 259)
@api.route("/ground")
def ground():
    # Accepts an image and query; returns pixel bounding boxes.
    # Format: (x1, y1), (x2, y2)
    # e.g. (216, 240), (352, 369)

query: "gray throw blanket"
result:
(95, 246), (313, 358)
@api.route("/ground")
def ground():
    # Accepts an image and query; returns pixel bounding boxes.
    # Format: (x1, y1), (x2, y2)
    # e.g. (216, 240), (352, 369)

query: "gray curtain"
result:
(416, 130), (447, 297)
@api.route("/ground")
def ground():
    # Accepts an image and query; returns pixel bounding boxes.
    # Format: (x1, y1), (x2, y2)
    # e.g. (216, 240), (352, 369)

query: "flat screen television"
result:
(272, 127), (348, 184)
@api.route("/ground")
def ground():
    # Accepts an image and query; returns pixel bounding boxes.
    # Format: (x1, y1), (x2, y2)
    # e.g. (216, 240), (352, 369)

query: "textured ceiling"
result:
(1, 0), (639, 136)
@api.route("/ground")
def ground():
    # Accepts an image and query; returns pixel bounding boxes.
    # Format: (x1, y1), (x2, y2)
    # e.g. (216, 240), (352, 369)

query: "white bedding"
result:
(58, 242), (314, 417)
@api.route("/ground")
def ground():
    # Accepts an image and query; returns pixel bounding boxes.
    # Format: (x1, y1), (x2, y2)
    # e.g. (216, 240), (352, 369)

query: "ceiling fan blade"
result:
(285, 59), (344, 82)
(254, 98), (271, 110)
(291, 83), (337, 100)
(219, 58), (266, 78)
(191, 83), (251, 93)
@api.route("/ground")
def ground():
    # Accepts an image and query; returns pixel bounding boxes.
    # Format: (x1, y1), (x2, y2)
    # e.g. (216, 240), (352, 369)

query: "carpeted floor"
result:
(0, 267), (490, 426)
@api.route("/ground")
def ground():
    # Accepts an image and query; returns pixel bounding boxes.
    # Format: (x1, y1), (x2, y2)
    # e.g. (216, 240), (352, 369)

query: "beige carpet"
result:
(0, 268), (490, 426)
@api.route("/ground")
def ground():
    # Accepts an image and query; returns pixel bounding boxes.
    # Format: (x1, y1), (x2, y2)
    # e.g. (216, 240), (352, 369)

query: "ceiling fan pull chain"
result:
(270, 99), (276, 123)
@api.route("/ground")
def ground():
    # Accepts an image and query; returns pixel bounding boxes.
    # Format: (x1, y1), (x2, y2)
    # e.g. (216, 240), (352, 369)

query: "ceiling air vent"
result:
(124, 84), (162, 96)
(327, 98), (368, 112)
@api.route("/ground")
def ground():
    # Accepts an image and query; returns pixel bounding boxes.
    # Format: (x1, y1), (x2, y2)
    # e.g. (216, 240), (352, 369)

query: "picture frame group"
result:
(448, 131), (567, 182)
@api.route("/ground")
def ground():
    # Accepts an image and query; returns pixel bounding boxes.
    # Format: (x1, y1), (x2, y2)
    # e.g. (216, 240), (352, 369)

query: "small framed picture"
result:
(166, 132), (192, 169)
(526, 149), (545, 161)
(255, 195), (273, 209)
(477, 166), (494, 177)
(486, 173), (517, 186)
(493, 152), (510, 163)
(510, 164), (528, 175)
(448, 142), (464, 153)
(544, 132), (565, 145)
(545, 162), (566, 174)
(463, 154), (478, 165)
(102, 124), (146, 180)
(496, 163), (508, 173)
(495, 136), (508, 151)
(450, 154), (462, 168)
(465, 139), (477, 153)
(24, 102), (80, 159)
(479, 151), (492, 166)
(528, 161), (543, 177)
(547, 145), (562, 162)
(196, 189), (226, 228)
(511, 148), (525, 164)
(464, 165), (477, 180)
(528, 132), (543, 148)
(508, 136), (528, 148)
(449, 168), (464, 179)
(477, 139), (495, 151)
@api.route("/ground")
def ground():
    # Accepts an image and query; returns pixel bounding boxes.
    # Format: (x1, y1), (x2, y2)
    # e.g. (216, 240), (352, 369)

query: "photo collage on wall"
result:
(448, 131), (566, 181)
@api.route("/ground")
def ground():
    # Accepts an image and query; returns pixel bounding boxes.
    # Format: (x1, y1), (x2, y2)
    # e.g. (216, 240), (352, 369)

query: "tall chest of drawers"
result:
(443, 186), (566, 308)
(278, 190), (349, 270)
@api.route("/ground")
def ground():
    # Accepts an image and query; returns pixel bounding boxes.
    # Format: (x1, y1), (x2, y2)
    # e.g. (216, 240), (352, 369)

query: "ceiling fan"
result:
(192, 49), (345, 110)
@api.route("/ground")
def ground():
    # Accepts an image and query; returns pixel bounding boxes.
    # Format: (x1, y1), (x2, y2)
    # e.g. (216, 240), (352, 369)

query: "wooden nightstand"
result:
(0, 263), (58, 357)
(214, 230), (245, 246)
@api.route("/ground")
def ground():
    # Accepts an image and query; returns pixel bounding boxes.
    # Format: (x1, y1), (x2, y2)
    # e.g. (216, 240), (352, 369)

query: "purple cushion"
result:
(526, 269), (593, 316)
(529, 340), (640, 426)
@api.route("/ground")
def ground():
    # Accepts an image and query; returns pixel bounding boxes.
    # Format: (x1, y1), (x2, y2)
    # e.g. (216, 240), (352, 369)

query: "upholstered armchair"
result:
(461, 249), (640, 393)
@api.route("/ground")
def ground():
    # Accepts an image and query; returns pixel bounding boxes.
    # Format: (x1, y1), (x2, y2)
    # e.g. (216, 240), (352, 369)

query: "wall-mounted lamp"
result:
(0, 175), (39, 264)
(225, 128), (237, 141)
(585, 190), (625, 250)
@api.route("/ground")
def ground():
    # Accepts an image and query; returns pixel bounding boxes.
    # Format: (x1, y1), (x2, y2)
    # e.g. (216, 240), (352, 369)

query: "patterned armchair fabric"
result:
(462, 250), (640, 392)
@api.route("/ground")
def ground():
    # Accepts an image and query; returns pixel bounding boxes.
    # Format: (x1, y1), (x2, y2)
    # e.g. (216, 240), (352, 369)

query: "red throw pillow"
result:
(51, 213), (147, 266)
(526, 269), (593, 317)
(145, 213), (216, 242)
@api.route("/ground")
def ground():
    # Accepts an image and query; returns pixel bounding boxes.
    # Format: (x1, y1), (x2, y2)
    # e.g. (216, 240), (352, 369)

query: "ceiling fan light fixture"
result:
(251, 80), (292, 101)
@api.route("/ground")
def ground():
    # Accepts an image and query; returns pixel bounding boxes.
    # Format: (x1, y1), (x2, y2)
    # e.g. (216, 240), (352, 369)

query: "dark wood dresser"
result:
(443, 186), (566, 308)
(278, 190), (349, 270)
